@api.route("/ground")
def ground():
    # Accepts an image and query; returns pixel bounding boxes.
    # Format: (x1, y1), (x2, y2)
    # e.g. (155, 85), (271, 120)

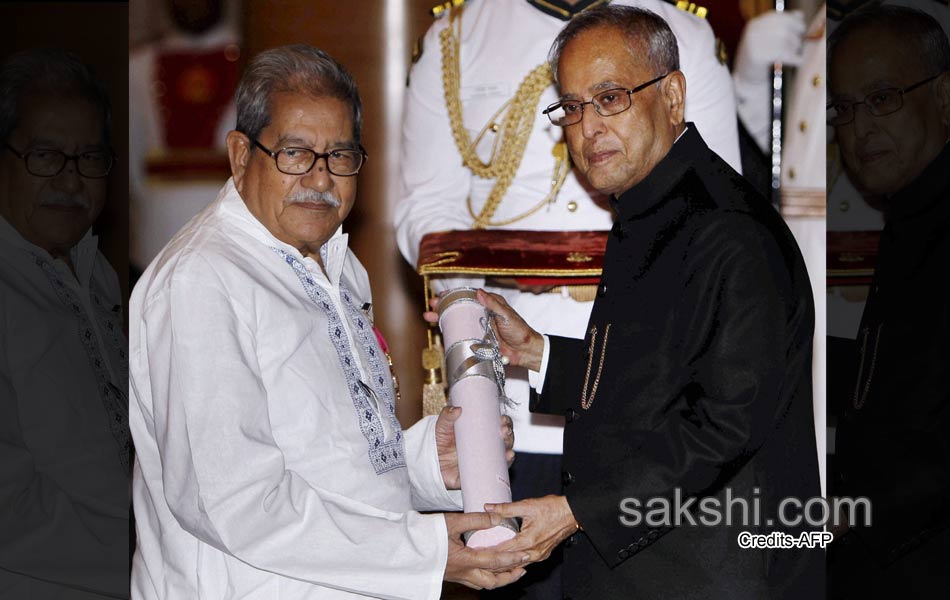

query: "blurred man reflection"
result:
(827, 5), (950, 597)
(0, 49), (129, 599)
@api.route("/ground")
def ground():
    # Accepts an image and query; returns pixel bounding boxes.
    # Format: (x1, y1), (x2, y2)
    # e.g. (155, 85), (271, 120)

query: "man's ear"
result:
(226, 130), (251, 193)
(663, 70), (687, 127)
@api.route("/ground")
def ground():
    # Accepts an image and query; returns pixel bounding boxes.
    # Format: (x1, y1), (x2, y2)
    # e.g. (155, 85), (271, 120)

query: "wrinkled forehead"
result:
(12, 91), (106, 147)
(556, 27), (650, 97)
(829, 26), (928, 93)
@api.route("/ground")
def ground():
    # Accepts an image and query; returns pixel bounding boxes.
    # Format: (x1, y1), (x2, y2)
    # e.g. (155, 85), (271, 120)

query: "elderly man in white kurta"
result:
(129, 45), (527, 599)
(0, 49), (128, 599)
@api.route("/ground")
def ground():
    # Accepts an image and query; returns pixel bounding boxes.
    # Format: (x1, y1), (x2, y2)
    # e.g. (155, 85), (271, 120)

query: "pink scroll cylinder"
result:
(438, 288), (517, 548)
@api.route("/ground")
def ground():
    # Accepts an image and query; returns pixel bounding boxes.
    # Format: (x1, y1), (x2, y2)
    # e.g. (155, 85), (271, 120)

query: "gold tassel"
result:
(422, 275), (448, 416)
(566, 284), (599, 303)
(422, 334), (447, 416)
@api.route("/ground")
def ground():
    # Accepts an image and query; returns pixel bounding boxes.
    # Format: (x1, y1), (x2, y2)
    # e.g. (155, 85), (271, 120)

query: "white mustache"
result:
(39, 193), (90, 210)
(287, 190), (341, 208)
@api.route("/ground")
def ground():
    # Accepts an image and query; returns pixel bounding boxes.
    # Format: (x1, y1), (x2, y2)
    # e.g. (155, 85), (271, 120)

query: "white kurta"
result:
(0, 217), (129, 599)
(129, 180), (462, 599)
(395, 0), (741, 454)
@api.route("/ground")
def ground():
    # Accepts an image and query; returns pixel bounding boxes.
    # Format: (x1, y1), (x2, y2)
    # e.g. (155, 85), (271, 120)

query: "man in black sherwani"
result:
(826, 5), (950, 598)
(475, 5), (823, 599)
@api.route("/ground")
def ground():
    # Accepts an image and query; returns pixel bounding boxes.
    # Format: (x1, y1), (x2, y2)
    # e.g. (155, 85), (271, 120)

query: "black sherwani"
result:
(831, 143), (950, 598)
(532, 126), (822, 599)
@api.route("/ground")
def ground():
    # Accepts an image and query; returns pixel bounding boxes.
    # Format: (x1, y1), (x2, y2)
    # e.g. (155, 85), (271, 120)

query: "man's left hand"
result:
(486, 495), (579, 562)
(436, 406), (514, 490)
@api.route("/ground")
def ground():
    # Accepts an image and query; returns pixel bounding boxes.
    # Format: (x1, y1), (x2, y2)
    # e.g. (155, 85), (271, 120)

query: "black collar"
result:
(887, 141), (950, 222)
(525, 0), (611, 21)
(611, 123), (705, 221)
(827, 0), (875, 21)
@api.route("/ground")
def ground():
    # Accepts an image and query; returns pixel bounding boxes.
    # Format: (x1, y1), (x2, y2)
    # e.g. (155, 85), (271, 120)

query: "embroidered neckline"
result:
(32, 253), (130, 472)
(272, 248), (406, 474)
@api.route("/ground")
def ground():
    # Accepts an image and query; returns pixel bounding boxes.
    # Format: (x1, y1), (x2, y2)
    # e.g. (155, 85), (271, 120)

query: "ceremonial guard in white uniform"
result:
(129, 15), (239, 270)
(778, 5), (827, 490)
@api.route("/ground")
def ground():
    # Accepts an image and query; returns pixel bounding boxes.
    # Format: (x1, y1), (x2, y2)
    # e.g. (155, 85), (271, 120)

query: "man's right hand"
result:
(475, 289), (544, 372)
(734, 10), (805, 84)
(443, 512), (530, 590)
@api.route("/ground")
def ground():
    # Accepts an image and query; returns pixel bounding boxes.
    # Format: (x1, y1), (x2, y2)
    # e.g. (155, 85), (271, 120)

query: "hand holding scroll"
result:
(486, 495), (580, 563)
(435, 406), (514, 490)
(424, 288), (544, 372)
(443, 512), (529, 590)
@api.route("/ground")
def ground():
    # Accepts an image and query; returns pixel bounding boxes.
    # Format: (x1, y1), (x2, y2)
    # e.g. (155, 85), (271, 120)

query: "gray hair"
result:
(829, 3), (950, 77)
(548, 5), (680, 87)
(235, 44), (362, 143)
(0, 48), (112, 144)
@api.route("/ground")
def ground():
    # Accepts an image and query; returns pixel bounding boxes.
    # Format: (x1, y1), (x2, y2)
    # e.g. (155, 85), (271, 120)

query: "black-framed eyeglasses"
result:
(3, 142), (115, 178)
(542, 73), (671, 127)
(827, 73), (941, 126)
(250, 138), (367, 176)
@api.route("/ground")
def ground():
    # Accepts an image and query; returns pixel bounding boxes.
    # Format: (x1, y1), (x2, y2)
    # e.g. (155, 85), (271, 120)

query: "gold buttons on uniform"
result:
(812, 75), (821, 87)
(567, 201), (578, 212)
(789, 168), (796, 180)
(799, 120), (808, 133)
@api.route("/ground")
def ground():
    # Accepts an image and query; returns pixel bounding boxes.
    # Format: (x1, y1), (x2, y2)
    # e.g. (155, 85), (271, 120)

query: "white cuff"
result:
(527, 334), (551, 394)
(405, 416), (464, 512)
(431, 276), (485, 295)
